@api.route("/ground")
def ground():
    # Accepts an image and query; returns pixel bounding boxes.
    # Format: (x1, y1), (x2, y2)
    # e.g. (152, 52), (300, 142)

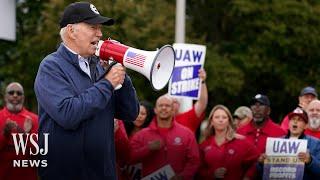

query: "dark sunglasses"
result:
(7, 90), (24, 96)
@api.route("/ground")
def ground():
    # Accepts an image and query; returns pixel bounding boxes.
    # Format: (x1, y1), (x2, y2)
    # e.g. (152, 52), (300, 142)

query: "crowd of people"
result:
(1, 1), (320, 180)
(2, 80), (320, 180)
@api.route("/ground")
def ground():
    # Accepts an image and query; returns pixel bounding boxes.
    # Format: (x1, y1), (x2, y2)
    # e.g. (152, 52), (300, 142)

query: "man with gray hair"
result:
(34, 2), (139, 180)
(281, 86), (318, 131)
(305, 99), (320, 139)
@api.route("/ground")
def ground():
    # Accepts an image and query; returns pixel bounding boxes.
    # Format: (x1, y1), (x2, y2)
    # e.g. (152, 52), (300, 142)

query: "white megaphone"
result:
(95, 39), (175, 91)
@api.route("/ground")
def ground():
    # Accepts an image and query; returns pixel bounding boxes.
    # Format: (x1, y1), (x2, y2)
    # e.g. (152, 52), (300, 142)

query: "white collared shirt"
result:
(78, 56), (91, 78)
(64, 44), (91, 78)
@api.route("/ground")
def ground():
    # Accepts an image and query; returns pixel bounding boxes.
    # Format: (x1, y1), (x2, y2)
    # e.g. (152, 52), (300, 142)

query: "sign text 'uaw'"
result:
(168, 43), (206, 99)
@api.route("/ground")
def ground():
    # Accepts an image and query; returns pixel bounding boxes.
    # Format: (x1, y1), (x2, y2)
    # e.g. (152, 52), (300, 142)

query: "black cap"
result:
(59, 2), (114, 28)
(300, 86), (318, 97)
(251, 94), (270, 106)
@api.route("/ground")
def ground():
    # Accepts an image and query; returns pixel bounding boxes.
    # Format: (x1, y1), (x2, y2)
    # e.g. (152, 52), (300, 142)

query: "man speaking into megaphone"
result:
(34, 2), (140, 180)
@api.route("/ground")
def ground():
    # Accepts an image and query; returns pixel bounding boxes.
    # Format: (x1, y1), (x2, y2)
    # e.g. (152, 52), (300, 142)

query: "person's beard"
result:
(6, 102), (23, 113)
(309, 117), (320, 130)
(253, 117), (264, 123)
(252, 116), (267, 127)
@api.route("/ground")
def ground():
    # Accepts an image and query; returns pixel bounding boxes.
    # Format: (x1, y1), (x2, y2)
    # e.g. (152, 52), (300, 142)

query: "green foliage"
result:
(188, 0), (320, 121)
(1, 0), (320, 121)
(0, 0), (45, 110)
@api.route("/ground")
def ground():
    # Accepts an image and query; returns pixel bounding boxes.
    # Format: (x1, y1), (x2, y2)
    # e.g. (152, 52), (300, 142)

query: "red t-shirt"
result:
(237, 119), (286, 154)
(198, 136), (259, 180)
(130, 119), (200, 179)
(175, 106), (205, 133)
(305, 128), (320, 139)
(280, 115), (290, 132)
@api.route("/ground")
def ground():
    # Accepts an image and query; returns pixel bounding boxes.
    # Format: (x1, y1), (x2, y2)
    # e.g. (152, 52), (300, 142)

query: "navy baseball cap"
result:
(59, 2), (114, 28)
(300, 86), (318, 97)
(251, 94), (270, 106)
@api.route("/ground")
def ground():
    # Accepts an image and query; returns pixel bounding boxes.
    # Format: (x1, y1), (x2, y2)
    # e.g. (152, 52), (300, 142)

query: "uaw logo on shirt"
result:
(90, 4), (100, 14)
(204, 146), (212, 152)
(228, 148), (235, 155)
(173, 137), (182, 145)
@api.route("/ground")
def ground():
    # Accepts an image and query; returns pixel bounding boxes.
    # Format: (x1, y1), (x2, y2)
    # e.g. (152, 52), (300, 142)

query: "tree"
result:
(0, 0), (44, 110)
(2, 0), (320, 122)
(187, 0), (320, 121)
(0, 0), (177, 111)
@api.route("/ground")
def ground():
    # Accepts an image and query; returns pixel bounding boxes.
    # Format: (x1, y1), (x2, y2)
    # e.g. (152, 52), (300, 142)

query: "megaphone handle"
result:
(114, 84), (122, 90)
(98, 61), (123, 90)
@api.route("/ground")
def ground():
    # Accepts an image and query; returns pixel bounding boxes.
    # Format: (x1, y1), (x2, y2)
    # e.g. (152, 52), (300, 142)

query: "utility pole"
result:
(175, 0), (192, 112)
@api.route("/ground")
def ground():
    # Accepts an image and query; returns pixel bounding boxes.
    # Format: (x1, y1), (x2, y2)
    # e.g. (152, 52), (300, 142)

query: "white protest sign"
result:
(263, 137), (308, 180)
(168, 43), (206, 99)
(141, 164), (175, 180)
(265, 138), (307, 156)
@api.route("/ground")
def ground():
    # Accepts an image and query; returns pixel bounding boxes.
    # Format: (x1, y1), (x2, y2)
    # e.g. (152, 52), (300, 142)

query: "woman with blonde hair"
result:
(198, 105), (259, 180)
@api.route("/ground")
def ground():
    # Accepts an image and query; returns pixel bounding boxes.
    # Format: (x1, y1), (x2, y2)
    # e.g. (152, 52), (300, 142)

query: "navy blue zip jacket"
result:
(34, 44), (139, 180)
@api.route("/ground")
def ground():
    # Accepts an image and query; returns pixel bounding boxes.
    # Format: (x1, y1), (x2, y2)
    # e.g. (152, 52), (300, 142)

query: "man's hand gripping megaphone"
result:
(97, 39), (124, 90)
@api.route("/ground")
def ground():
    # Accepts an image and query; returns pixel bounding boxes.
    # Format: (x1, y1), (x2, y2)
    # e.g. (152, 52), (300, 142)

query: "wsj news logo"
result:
(11, 133), (49, 167)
